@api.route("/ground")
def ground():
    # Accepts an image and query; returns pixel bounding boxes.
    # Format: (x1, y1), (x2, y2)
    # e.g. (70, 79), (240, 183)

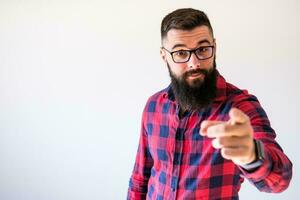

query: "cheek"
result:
(206, 58), (215, 69)
(170, 64), (186, 76)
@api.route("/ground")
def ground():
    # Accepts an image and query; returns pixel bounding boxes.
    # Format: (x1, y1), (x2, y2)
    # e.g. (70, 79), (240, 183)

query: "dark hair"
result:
(161, 8), (214, 41)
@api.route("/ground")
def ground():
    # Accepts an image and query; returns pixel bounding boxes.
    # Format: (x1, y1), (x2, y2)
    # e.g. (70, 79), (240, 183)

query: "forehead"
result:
(164, 26), (214, 49)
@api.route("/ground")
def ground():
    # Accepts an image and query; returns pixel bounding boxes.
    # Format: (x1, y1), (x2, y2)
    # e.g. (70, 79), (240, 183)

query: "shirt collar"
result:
(164, 69), (227, 103)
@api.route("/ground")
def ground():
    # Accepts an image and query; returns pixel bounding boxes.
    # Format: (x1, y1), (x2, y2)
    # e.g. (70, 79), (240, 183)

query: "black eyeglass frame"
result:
(162, 45), (215, 63)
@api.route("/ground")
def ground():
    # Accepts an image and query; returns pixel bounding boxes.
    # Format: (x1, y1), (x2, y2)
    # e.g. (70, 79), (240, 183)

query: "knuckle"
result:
(218, 124), (227, 133)
(218, 137), (225, 145)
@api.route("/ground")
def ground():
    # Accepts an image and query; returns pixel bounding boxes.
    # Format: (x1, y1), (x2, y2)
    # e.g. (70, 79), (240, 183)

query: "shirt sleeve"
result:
(234, 93), (293, 193)
(127, 104), (154, 200)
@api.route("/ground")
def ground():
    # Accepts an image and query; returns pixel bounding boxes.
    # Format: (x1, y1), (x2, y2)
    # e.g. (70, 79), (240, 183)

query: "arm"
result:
(235, 96), (292, 193)
(200, 95), (292, 193)
(127, 108), (154, 200)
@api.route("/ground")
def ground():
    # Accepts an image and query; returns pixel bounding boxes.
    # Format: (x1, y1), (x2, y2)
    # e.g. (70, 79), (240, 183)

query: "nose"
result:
(187, 52), (200, 69)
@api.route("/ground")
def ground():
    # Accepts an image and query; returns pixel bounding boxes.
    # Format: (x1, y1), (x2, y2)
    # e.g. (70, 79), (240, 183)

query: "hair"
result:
(161, 8), (214, 41)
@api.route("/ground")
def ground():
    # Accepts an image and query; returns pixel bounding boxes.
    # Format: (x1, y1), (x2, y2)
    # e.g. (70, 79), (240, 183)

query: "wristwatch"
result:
(240, 140), (265, 171)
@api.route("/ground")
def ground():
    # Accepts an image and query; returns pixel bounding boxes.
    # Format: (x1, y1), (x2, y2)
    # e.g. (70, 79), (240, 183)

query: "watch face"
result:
(256, 140), (265, 161)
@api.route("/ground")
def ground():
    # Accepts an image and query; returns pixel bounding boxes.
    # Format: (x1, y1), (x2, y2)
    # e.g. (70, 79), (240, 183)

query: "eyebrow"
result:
(171, 39), (212, 50)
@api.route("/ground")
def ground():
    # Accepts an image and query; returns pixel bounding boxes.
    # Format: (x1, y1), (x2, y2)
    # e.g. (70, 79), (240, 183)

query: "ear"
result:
(160, 48), (167, 63)
(213, 38), (217, 53)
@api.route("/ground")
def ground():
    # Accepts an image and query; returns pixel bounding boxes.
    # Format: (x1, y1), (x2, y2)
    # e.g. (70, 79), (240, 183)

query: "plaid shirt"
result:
(127, 71), (292, 200)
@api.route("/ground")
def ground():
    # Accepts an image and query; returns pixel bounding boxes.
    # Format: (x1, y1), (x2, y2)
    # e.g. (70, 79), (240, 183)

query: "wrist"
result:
(240, 140), (265, 171)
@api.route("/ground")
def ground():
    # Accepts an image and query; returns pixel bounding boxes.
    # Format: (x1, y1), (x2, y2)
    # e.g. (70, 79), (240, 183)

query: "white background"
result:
(0, 0), (299, 199)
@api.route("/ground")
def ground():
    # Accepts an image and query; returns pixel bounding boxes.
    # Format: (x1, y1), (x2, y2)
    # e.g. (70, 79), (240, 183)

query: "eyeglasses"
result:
(162, 45), (214, 63)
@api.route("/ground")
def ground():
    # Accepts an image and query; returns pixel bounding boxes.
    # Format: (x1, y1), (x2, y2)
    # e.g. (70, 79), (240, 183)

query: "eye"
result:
(173, 50), (189, 58)
(197, 47), (210, 53)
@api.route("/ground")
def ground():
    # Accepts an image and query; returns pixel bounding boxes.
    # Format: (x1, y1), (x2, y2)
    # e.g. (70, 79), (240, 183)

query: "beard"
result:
(167, 60), (217, 111)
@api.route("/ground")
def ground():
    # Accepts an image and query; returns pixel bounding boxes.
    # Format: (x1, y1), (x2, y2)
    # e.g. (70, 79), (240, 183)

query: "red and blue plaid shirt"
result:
(127, 71), (292, 200)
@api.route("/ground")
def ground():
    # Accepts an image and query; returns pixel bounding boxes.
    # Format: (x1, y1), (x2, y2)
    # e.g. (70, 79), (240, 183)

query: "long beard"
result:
(168, 60), (217, 111)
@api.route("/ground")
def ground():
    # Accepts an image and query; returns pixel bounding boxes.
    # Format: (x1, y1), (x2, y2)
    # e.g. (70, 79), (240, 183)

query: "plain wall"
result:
(0, 0), (299, 199)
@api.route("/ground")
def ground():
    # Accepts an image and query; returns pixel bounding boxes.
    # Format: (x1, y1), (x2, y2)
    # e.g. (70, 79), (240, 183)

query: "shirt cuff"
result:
(238, 146), (272, 181)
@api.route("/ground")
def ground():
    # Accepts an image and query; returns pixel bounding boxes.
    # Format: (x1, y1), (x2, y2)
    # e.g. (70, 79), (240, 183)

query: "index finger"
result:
(200, 120), (224, 136)
(229, 108), (250, 125)
(206, 122), (249, 138)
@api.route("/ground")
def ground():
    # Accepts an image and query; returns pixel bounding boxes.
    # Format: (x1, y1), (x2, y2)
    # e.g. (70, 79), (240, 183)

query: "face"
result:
(160, 26), (216, 86)
(160, 26), (217, 110)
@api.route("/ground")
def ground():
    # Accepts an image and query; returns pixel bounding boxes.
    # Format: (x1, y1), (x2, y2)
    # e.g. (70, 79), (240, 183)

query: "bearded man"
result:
(127, 8), (292, 200)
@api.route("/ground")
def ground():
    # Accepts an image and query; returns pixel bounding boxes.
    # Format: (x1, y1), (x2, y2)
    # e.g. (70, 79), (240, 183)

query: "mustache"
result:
(184, 69), (209, 77)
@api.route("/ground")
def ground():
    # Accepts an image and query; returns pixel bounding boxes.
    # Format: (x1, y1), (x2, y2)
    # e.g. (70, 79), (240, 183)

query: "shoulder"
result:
(142, 86), (171, 113)
(225, 81), (259, 105)
(225, 81), (270, 123)
(148, 87), (169, 102)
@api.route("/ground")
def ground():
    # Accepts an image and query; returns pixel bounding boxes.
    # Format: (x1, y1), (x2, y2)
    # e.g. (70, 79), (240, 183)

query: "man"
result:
(127, 8), (292, 200)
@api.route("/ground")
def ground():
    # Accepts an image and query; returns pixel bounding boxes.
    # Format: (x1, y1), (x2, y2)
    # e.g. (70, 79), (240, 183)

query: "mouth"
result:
(188, 72), (204, 79)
